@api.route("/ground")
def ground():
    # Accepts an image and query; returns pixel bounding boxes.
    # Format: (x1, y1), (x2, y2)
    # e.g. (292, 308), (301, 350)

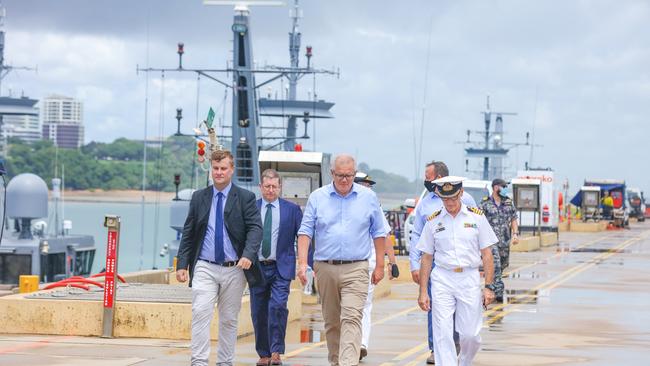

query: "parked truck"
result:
(626, 187), (646, 222)
(583, 179), (629, 227)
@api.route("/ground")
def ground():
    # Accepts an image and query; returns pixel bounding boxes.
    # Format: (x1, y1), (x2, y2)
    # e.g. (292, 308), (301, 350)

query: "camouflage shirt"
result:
(480, 195), (517, 245)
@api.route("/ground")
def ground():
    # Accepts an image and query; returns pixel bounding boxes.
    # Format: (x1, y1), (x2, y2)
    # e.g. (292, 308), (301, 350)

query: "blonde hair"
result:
(210, 149), (234, 167)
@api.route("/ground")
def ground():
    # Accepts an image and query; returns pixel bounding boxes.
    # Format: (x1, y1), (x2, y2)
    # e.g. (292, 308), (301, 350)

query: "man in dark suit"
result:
(176, 149), (263, 366)
(251, 169), (303, 366)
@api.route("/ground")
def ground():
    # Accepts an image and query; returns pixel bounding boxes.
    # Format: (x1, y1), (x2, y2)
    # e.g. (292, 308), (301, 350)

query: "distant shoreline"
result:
(55, 189), (414, 206)
(54, 190), (176, 203)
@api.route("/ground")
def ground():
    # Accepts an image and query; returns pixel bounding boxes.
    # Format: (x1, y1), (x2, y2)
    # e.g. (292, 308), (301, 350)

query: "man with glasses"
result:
(297, 155), (387, 366)
(251, 169), (304, 366)
(409, 161), (476, 364)
(417, 176), (498, 366)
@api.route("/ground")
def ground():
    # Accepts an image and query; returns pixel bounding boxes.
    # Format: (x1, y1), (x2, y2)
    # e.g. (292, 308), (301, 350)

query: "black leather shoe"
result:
(359, 347), (368, 361)
(426, 351), (435, 364)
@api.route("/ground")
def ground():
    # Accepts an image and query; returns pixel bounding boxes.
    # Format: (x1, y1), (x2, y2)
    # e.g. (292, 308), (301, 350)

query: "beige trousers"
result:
(314, 260), (369, 366)
(191, 260), (247, 366)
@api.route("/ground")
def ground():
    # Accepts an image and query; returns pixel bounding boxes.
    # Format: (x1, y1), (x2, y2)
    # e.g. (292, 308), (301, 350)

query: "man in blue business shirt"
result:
(409, 161), (476, 364)
(250, 169), (303, 366)
(297, 154), (387, 366)
(176, 149), (263, 366)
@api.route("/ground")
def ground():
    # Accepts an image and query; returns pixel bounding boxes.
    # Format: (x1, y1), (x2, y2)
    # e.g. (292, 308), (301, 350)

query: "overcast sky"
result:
(3, 0), (650, 194)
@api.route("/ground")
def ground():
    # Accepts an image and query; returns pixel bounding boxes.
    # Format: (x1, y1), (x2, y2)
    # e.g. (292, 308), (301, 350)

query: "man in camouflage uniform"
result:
(480, 178), (519, 302)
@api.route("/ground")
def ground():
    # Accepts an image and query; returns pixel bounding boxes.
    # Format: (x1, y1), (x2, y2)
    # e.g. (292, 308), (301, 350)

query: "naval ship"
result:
(0, 3), (95, 287)
(137, 0), (338, 267)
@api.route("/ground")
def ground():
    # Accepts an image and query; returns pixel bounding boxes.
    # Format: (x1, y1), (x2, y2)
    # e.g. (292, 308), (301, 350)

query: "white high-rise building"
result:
(0, 96), (41, 144)
(42, 94), (84, 149)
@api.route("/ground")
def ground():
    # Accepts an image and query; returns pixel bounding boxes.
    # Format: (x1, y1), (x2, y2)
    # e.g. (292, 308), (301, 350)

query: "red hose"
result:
(91, 272), (127, 283)
(43, 283), (90, 291)
(46, 278), (104, 288)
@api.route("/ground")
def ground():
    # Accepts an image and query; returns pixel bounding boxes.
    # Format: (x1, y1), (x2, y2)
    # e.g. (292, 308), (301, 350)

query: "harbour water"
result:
(58, 201), (175, 274)
(56, 196), (406, 275)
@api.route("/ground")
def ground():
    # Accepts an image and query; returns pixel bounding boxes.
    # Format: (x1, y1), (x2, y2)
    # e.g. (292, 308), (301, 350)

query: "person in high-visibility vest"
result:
(601, 191), (614, 220)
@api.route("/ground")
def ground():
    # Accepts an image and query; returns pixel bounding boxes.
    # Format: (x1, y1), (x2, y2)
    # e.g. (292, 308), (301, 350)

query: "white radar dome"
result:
(7, 173), (49, 219)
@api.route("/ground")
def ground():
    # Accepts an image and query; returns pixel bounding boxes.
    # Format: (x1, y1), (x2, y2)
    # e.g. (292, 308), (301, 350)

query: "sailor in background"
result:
(480, 178), (518, 301)
(417, 176), (498, 366)
(353, 172), (399, 361)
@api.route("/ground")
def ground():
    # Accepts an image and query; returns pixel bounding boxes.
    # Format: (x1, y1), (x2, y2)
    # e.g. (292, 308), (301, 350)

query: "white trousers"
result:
(361, 261), (375, 349)
(191, 260), (247, 366)
(430, 267), (482, 366)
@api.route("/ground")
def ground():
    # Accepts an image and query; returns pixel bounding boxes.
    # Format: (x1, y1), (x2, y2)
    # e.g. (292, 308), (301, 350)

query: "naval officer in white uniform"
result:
(416, 176), (498, 366)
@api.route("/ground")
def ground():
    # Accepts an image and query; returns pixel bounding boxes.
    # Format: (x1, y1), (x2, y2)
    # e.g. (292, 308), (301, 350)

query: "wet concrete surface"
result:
(1, 223), (649, 365)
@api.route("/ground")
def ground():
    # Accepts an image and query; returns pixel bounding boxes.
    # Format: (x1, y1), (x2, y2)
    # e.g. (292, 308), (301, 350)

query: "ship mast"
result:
(138, 0), (337, 188)
(464, 96), (522, 180)
(284, 0), (301, 150)
(0, 2), (36, 96)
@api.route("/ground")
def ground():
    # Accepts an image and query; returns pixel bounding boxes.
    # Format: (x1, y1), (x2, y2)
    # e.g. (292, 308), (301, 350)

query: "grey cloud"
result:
(3, 0), (650, 194)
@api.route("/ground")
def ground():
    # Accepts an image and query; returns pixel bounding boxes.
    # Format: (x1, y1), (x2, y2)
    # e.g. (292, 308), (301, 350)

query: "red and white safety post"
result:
(101, 215), (121, 338)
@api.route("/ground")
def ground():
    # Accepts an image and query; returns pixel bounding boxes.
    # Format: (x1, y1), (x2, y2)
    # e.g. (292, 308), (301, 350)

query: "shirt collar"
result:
(213, 182), (232, 197)
(441, 203), (468, 218)
(490, 195), (500, 206)
(328, 182), (358, 198)
(262, 198), (279, 208)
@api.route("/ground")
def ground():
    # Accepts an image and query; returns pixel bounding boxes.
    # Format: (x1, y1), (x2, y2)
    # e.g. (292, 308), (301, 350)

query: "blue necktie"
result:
(214, 192), (225, 263)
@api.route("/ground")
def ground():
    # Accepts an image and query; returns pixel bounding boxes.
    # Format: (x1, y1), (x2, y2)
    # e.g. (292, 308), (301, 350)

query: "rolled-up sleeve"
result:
(409, 204), (424, 271)
(369, 196), (388, 239)
(297, 194), (317, 238)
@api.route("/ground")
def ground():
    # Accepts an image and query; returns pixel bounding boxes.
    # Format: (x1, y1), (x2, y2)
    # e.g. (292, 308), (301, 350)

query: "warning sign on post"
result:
(103, 230), (118, 308)
(102, 215), (121, 338)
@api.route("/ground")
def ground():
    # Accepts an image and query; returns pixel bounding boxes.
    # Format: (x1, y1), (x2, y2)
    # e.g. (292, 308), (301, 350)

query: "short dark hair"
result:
(426, 160), (449, 178)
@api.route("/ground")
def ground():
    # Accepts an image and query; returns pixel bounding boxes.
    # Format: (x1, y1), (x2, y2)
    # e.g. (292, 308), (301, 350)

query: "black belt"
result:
(318, 259), (366, 265)
(260, 260), (276, 265)
(200, 259), (238, 267)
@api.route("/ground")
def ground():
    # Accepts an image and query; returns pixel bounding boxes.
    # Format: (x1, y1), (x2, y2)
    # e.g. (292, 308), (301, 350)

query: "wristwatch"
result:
(485, 283), (497, 292)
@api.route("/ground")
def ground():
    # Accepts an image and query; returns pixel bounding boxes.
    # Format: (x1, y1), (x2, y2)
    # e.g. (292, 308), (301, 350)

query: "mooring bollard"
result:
(102, 215), (121, 338)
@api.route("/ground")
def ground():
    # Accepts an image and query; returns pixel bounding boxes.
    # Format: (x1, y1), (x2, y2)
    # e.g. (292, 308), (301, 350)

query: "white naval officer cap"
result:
(354, 171), (376, 186)
(432, 176), (466, 198)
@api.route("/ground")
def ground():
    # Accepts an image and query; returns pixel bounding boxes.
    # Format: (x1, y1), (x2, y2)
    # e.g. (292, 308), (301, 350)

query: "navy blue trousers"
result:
(250, 262), (291, 357)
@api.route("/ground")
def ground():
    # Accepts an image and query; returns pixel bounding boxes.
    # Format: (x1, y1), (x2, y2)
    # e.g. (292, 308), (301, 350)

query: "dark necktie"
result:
(262, 203), (273, 258)
(214, 192), (225, 263)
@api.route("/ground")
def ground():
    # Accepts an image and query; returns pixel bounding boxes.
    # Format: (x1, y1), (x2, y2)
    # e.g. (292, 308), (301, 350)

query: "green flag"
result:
(206, 108), (215, 128)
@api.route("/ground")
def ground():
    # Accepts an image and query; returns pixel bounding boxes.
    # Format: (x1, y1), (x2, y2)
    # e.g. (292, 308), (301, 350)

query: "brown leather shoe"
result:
(256, 356), (271, 366)
(270, 352), (283, 365)
(426, 351), (435, 364)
